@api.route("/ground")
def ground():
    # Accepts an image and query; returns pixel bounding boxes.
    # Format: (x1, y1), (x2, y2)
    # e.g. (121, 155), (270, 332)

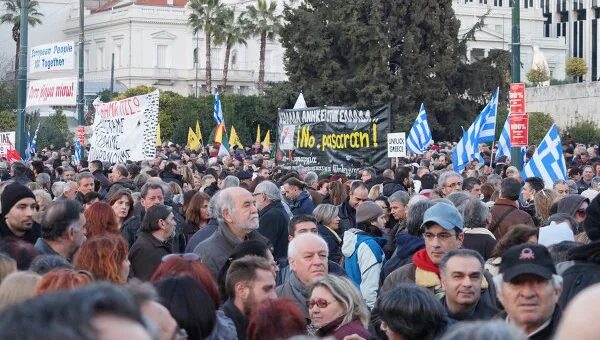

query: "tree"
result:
(188, 0), (226, 94)
(528, 112), (554, 146)
(213, 8), (248, 92)
(0, 82), (17, 112)
(36, 110), (73, 148)
(527, 67), (550, 86)
(244, 0), (283, 93)
(0, 111), (16, 131)
(565, 57), (587, 80)
(564, 118), (600, 145)
(0, 0), (43, 79)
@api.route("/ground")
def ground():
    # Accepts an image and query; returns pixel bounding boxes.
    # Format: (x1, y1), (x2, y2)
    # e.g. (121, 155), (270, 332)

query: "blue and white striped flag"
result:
(452, 89), (499, 172)
(407, 103), (433, 154)
(73, 139), (82, 165)
(30, 122), (40, 155)
(25, 128), (32, 161)
(522, 124), (567, 188)
(496, 114), (511, 159)
(213, 91), (224, 125)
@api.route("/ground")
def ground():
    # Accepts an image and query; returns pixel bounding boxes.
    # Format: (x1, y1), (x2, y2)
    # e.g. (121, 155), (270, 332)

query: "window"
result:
(115, 45), (122, 67)
(231, 50), (237, 70)
(193, 47), (198, 64)
(157, 45), (167, 68)
(97, 47), (104, 70)
(84, 49), (90, 71)
(211, 48), (222, 69)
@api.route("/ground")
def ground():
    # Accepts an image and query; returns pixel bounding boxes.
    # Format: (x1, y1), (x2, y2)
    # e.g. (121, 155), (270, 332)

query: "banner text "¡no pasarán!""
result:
(296, 124), (379, 151)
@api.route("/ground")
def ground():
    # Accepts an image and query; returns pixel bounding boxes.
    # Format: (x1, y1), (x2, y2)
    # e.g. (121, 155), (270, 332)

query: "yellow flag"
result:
(195, 120), (202, 141)
(229, 126), (244, 149)
(214, 124), (223, 144)
(187, 127), (200, 150)
(255, 125), (261, 144)
(156, 123), (162, 146)
(262, 130), (271, 149)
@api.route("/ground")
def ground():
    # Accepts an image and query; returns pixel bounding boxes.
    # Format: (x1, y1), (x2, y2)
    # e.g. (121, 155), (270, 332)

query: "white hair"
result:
(287, 232), (329, 259)
(493, 273), (563, 298)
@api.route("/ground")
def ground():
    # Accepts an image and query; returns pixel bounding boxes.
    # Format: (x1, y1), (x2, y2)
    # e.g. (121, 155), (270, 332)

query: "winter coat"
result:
(121, 215), (141, 249)
(288, 191), (315, 216)
(462, 228), (497, 260)
(318, 224), (343, 264)
(207, 310), (237, 340)
(92, 170), (111, 193)
(106, 178), (137, 199)
(342, 229), (386, 309)
(221, 300), (247, 340)
(129, 232), (173, 281)
(559, 240), (600, 309)
(489, 198), (535, 239)
(0, 217), (41, 245)
(338, 200), (357, 233)
(441, 296), (499, 321)
(381, 232), (425, 281)
(276, 258), (347, 287)
(316, 316), (370, 340)
(556, 194), (589, 219)
(496, 308), (561, 340)
(159, 170), (183, 188)
(258, 201), (290, 260)
(185, 219), (218, 253)
(382, 181), (406, 197)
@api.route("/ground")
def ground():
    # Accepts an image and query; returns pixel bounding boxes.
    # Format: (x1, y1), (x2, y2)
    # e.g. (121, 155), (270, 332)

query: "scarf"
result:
(412, 248), (440, 276)
(288, 271), (309, 318)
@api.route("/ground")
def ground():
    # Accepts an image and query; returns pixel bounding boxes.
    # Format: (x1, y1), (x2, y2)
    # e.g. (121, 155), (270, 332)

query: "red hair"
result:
(74, 234), (128, 284)
(248, 299), (306, 340)
(35, 269), (93, 295)
(84, 202), (120, 238)
(150, 257), (220, 306)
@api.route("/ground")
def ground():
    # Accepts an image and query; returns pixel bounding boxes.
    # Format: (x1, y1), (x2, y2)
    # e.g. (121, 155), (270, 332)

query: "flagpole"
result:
(489, 141), (495, 168)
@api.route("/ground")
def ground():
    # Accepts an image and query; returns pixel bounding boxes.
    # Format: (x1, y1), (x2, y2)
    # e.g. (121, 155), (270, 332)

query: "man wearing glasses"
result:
(381, 203), (497, 308)
(437, 171), (463, 198)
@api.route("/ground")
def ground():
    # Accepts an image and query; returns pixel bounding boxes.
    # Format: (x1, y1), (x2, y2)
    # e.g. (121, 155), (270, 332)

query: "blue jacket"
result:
(381, 232), (425, 281)
(289, 191), (315, 216)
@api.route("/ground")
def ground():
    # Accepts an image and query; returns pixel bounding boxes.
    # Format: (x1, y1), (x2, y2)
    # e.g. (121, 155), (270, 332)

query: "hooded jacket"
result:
(288, 191), (315, 216)
(381, 232), (425, 280)
(559, 240), (600, 309)
(556, 194), (588, 219)
(342, 229), (386, 309)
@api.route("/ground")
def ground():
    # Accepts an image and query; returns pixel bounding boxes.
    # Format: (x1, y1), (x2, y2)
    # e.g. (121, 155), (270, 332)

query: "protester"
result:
(106, 164), (136, 199)
(35, 268), (93, 295)
(254, 181), (289, 260)
(0, 183), (41, 244)
(555, 283), (600, 340)
(0, 271), (41, 314)
(338, 181), (369, 231)
(183, 191), (211, 240)
(534, 189), (558, 226)
(485, 224), (539, 276)
(35, 200), (86, 260)
(129, 204), (176, 281)
(108, 190), (135, 233)
(388, 191), (410, 233)
(313, 204), (343, 264)
(283, 177), (315, 216)
(247, 299), (306, 340)
(307, 274), (370, 339)
(121, 182), (165, 247)
(0, 253), (16, 284)
(489, 178), (535, 239)
(222, 255), (277, 340)
(494, 244), (563, 339)
(441, 320), (527, 340)
(460, 197), (497, 260)
(74, 234), (130, 284)
(437, 171), (463, 197)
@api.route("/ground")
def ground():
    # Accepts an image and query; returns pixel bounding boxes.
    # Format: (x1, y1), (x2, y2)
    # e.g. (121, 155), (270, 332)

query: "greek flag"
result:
(522, 124), (567, 188)
(407, 103), (432, 154)
(213, 91), (224, 125)
(496, 114), (511, 159)
(24, 122), (40, 161)
(452, 89), (499, 172)
(25, 128), (31, 161)
(73, 139), (82, 165)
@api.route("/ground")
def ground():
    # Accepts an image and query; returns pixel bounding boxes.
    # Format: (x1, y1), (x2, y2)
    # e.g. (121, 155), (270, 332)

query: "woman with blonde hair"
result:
(0, 253), (16, 284)
(308, 274), (370, 339)
(368, 184), (383, 200)
(313, 204), (343, 264)
(0, 271), (42, 314)
(534, 189), (559, 226)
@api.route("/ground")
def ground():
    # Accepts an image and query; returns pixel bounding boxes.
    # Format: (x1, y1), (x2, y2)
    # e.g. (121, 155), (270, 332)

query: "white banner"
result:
(88, 90), (159, 163)
(387, 132), (407, 158)
(0, 132), (16, 159)
(30, 41), (75, 73)
(26, 77), (77, 107)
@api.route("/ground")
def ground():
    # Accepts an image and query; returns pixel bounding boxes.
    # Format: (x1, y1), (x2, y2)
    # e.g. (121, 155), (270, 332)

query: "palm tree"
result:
(213, 8), (248, 92)
(188, 0), (225, 94)
(0, 0), (44, 80)
(243, 0), (282, 93)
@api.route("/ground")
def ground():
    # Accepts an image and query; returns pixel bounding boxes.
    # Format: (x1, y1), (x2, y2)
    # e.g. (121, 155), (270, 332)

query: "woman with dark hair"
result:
(107, 190), (136, 237)
(154, 276), (217, 340)
(216, 240), (276, 301)
(74, 234), (130, 284)
(485, 224), (538, 275)
(129, 204), (175, 281)
(84, 202), (120, 238)
(325, 181), (347, 206)
(342, 201), (387, 309)
(248, 299), (306, 340)
(184, 192), (211, 240)
(377, 284), (448, 340)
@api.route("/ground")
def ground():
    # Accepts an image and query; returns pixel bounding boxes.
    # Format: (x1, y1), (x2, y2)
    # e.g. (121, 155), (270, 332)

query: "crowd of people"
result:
(0, 139), (598, 340)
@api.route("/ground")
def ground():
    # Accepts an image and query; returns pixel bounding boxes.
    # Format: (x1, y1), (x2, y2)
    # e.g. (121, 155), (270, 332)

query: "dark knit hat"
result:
(356, 201), (384, 224)
(584, 195), (600, 241)
(1, 183), (36, 216)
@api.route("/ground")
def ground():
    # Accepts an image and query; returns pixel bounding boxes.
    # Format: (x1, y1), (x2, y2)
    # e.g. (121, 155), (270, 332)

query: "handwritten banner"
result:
(88, 90), (159, 163)
(277, 105), (391, 176)
(30, 41), (75, 73)
(0, 132), (16, 159)
(26, 77), (77, 107)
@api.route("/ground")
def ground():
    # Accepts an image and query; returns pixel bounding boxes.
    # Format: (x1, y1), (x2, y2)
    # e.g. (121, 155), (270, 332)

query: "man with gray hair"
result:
(106, 164), (136, 199)
(304, 171), (323, 205)
(461, 198), (496, 260)
(222, 175), (240, 189)
(35, 173), (52, 194)
(389, 191), (410, 231)
(494, 244), (563, 339)
(276, 232), (329, 319)
(437, 171), (463, 197)
(194, 187), (268, 278)
(254, 181), (289, 260)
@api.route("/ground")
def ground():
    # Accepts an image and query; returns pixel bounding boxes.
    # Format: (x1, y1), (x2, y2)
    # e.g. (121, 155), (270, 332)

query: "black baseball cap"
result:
(500, 244), (556, 282)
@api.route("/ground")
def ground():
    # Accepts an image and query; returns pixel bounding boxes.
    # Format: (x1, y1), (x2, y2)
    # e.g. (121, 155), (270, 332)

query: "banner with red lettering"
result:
(26, 77), (77, 107)
(88, 90), (159, 163)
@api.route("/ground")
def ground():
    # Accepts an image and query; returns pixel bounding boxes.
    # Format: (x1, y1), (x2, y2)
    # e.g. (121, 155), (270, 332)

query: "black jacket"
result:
(258, 201), (289, 260)
(185, 219), (218, 253)
(92, 170), (111, 193)
(160, 171), (183, 188)
(559, 240), (600, 309)
(106, 178), (137, 199)
(121, 215), (141, 249)
(338, 200), (356, 233)
(496, 307), (561, 340)
(0, 217), (41, 245)
(221, 299), (248, 340)
(129, 232), (173, 281)
(442, 297), (499, 321)
(318, 224), (343, 264)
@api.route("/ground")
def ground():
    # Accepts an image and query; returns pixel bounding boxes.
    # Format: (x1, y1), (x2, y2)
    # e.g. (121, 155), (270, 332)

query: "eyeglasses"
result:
(307, 298), (335, 309)
(162, 253), (201, 262)
(423, 232), (456, 241)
